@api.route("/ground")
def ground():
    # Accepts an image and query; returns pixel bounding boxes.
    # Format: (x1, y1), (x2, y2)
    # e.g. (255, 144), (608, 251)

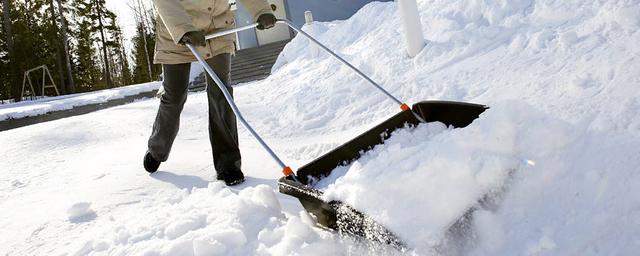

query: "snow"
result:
(0, 89), (370, 255)
(1, 63), (204, 122)
(285, 0), (392, 27)
(2, 0), (640, 255)
(0, 82), (160, 121)
(67, 202), (97, 223)
(314, 100), (639, 253)
(189, 62), (205, 81)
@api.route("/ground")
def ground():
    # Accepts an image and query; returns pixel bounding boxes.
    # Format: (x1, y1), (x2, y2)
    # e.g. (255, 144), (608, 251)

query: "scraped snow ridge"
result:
(1, 0), (639, 255)
(66, 184), (361, 255)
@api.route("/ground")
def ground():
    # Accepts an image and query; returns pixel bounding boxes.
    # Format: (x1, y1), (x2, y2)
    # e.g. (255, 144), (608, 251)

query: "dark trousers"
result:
(148, 54), (241, 174)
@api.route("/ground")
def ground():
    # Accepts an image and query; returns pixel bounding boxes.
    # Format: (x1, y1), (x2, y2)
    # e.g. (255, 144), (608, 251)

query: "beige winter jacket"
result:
(153, 0), (272, 64)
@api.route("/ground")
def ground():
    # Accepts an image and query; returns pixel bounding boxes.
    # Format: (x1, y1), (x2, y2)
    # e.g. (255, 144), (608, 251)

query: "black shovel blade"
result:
(277, 101), (488, 247)
(296, 101), (487, 184)
(278, 177), (406, 248)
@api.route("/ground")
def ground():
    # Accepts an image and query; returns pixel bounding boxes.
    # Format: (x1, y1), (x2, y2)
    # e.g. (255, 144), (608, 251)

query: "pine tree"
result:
(1, 0), (19, 101)
(47, 0), (67, 94)
(1, 0), (136, 101)
(76, 0), (122, 88)
(110, 21), (132, 86)
(131, 0), (160, 84)
(12, 0), (56, 98)
(56, 0), (75, 93)
(74, 15), (100, 91)
(147, 12), (161, 80)
(1, 0), (55, 101)
(132, 24), (150, 84)
(118, 31), (133, 86)
(1, 0), (75, 99)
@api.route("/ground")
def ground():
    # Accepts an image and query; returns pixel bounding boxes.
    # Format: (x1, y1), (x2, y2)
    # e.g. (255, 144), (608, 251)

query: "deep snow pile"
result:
(1, 0), (639, 255)
(315, 100), (640, 254)
(257, 0), (640, 254)
(265, 0), (640, 137)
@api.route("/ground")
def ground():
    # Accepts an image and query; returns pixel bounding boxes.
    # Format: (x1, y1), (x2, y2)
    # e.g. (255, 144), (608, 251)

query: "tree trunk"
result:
(95, 0), (113, 88)
(108, 48), (117, 86)
(49, 0), (66, 95)
(2, 0), (20, 101)
(119, 35), (131, 85)
(140, 0), (154, 80)
(135, 0), (153, 81)
(56, 0), (75, 93)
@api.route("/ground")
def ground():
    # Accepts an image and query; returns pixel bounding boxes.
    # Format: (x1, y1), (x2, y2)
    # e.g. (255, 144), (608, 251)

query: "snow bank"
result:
(253, 0), (640, 138)
(314, 101), (579, 252)
(0, 82), (159, 121)
(250, 0), (640, 253)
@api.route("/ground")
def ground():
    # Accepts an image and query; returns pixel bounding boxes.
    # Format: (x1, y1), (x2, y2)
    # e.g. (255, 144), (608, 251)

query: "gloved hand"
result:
(179, 31), (206, 47)
(256, 13), (277, 30)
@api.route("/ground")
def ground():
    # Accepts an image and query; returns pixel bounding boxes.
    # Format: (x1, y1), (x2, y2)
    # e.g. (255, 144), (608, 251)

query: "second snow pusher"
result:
(188, 19), (487, 248)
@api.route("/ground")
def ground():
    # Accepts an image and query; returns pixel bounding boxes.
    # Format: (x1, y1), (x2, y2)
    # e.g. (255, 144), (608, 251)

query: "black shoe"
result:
(143, 151), (161, 173)
(217, 171), (245, 186)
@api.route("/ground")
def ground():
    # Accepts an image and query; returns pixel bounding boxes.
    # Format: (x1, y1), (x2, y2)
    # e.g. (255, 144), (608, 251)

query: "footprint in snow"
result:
(11, 180), (27, 188)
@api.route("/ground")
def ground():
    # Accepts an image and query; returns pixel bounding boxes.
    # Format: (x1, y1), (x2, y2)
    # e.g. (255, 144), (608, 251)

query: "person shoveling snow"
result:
(143, 0), (277, 186)
(140, 0), (497, 247)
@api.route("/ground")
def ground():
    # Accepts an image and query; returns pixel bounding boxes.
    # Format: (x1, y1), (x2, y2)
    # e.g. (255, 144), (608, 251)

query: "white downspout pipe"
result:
(304, 10), (319, 57)
(304, 10), (314, 25)
(397, 0), (426, 57)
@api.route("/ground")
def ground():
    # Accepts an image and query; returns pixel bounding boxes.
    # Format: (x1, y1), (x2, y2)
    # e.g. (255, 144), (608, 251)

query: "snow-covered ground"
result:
(0, 64), (209, 122)
(2, 0), (640, 255)
(0, 82), (160, 121)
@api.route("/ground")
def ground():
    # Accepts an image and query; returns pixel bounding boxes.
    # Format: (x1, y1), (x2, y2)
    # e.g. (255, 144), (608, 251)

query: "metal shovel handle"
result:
(186, 43), (297, 181)
(206, 19), (425, 122)
(189, 19), (426, 179)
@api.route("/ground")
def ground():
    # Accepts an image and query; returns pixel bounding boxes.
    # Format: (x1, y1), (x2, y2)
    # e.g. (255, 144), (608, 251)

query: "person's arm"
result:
(238, 0), (273, 23)
(152, 0), (196, 45)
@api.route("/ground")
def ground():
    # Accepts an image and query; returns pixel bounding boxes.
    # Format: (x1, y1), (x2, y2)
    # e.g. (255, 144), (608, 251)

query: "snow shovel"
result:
(188, 19), (488, 248)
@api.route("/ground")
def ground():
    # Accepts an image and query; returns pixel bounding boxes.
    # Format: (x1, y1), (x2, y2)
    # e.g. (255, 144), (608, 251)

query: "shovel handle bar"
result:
(205, 19), (426, 122)
(204, 23), (258, 40)
(186, 43), (298, 181)
(191, 19), (428, 180)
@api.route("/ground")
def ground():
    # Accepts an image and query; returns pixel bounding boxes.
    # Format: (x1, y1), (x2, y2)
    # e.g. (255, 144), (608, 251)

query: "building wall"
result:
(256, 0), (292, 45)
(233, 2), (259, 49)
(285, 0), (392, 27)
(233, 0), (392, 49)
